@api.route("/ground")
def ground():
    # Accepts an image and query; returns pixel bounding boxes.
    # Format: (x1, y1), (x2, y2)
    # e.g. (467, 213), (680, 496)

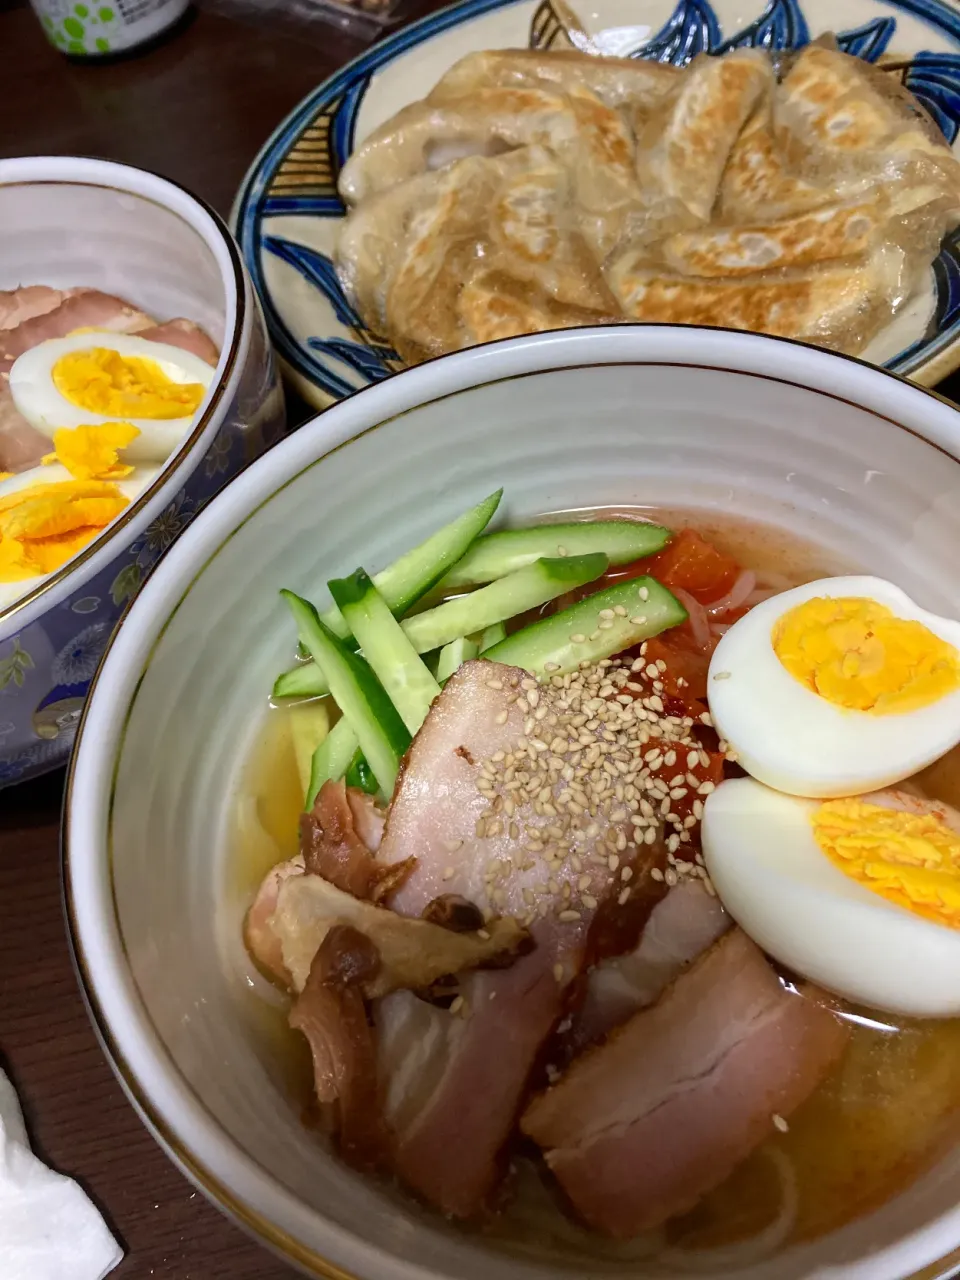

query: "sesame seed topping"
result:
(449, 996), (465, 1015)
(772, 1113), (789, 1133)
(570, 633), (587, 644)
(494, 710), (509, 725)
(712, 671), (731, 681)
(558, 909), (581, 922)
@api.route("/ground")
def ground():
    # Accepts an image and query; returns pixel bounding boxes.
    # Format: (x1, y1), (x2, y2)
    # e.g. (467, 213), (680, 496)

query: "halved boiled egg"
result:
(702, 776), (960, 1017)
(707, 576), (960, 797)
(8, 333), (214, 463)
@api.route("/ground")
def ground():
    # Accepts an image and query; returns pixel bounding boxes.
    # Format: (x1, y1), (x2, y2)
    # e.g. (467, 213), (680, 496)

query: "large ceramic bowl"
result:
(0, 155), (285, 787)
(67, 326), (960, 1280)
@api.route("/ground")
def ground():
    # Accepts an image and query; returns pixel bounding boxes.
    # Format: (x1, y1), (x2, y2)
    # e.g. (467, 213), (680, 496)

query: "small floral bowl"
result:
(0, 155), (285, 787)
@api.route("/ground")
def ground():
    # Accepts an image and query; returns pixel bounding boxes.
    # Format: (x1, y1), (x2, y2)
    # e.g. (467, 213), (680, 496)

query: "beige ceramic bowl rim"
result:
(63, 324), (960, 1280)
(0, 154), (246, 632)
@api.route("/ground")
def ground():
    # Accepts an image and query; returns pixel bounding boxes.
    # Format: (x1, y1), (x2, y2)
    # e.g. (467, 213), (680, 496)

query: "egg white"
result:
(8, 332), (214, 463)
(0, 461), (161, 612)
(707, 575), (960, 798)
(702, 776), (960, 1017)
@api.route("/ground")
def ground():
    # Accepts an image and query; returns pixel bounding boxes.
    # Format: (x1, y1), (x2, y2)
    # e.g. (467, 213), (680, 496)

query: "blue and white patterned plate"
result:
(233, 0), (960, 408)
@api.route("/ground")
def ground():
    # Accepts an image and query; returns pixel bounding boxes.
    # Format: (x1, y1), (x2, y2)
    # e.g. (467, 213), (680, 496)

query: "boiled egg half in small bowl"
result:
(9, 332), (214, 463)
(706, 576), (960, 797)
(702, 779), (960, 1017)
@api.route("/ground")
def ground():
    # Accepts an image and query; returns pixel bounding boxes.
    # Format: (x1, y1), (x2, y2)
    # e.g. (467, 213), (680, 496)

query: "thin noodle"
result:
(656, 1146), (799, 1272)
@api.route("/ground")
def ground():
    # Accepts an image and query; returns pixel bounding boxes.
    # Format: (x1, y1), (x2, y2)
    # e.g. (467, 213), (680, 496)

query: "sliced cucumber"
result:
(320, 488), (502, 639)
(289, 701), (331, 796)
(477, 621), (506, 652)
(282, 590), (411, 798)
(436, 635), (480, 683)
(483, 575), (686, 679)
(274, 662), (327, 701)
(330, 569), (442, 735)
(402, 554), (608, 654)
(306, 715), (359, 809)
(436, 520), (671, 591)
(345, 748), (378, 795)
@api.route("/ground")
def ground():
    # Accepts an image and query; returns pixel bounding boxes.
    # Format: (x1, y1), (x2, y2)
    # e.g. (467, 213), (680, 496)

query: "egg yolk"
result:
(42, 422), (140, 481)
(813, 798), (960, 928)
(772, 596), (960, 713)
(0, 480), (128, 582)
(52, 347), (204, 420)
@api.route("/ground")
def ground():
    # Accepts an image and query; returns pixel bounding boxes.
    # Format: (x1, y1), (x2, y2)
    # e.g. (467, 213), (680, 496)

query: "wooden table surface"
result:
(4, 2), (960, 1277)
(0, 2), (445, 1276)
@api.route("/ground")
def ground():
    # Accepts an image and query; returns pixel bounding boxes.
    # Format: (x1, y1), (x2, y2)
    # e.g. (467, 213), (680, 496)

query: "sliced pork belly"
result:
(0, 285), (71, 331)
(138, 317), (219, 365)
(574, 879), (730, 1046)
(289, 924), (383, 1168)
(522, 929), (849, 1237)
(0, 289), (153, 372)
(243, 855), (305, 986)
(0, 385), (49, 473)
(376, 956), (563, 1217)
(301, 780), (409, 902)
(374, 657), (695, 1216)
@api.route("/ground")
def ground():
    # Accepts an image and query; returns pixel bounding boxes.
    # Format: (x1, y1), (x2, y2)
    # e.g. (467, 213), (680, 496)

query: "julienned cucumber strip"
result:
(401, 554), (608, 654)
(306, 715), (358, 809)
(477, 622), (506, 652)
(281, 590), (411, 798)
(483, 576), (687, 679)
(437, 636), (479, 683)
(319, 488), (503, 639)
(345, 748), (378, 795)
(274, 662), (326, 700)
(436, 520), (671, 590)
(330, 569), (442, 735)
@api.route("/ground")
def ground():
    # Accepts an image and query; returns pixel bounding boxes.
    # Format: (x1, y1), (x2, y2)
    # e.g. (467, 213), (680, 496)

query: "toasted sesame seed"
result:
(544, 660), (561, 672)
(589, 630), (602, 641)
(559, 909), (581, 922)
(772, 1113), (789, 1133)
(712, 671), (731, 681)
(614, 604), (628, 617)
(478, 929), (490, 940)
(583, 894), (598, 910)
(450, 996), (464, 1015)
(638, 586), (650, 601)
(557, 545), (568, 557)
(494, 710), (509, 725)
(664, 868), (678, 887)
(486, 677), (504, 690)
(618, 888), (631, 905)
(650, 866), (664, 882)
(570, 633), (587, 644)
(553, 963), (565, 982)
(443, 866), (455, 880)
(698, 780), (716, 795)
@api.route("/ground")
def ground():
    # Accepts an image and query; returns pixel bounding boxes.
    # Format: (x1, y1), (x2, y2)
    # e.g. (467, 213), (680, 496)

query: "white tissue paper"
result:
(0, 1067), (123, 1280)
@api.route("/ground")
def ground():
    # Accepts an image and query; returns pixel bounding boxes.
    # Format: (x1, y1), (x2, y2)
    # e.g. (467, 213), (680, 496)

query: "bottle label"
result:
(30, 0), (189, 55)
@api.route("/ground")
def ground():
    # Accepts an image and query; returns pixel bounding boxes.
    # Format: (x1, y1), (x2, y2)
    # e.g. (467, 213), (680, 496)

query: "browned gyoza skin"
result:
(521, 929), (849, 1236)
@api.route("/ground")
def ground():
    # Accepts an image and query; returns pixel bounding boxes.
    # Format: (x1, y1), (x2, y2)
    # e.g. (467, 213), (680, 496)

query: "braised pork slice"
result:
(573, 879), (730, 1047)
(374, 657), (712, 1216)
(0, 386), (49, 473)
(243, 855), (305, 986)
(272, 872), (529, 996)
(0, 286), (71, 331)
(0, 290), (153, 372)
(301, 780), (410, 902)
(522, 929), (849, 1237)
(138, 318), (219, 365)
(289, 924), (383, 1169)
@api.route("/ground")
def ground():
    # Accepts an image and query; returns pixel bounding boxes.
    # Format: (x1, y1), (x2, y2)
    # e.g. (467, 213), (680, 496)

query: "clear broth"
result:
(231, 509), (960, 1268)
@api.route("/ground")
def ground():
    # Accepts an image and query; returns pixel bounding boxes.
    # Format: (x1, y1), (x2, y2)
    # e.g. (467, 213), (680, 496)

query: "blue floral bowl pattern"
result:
(234, 0), (960, 408)
(0, 157), (285, 788)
